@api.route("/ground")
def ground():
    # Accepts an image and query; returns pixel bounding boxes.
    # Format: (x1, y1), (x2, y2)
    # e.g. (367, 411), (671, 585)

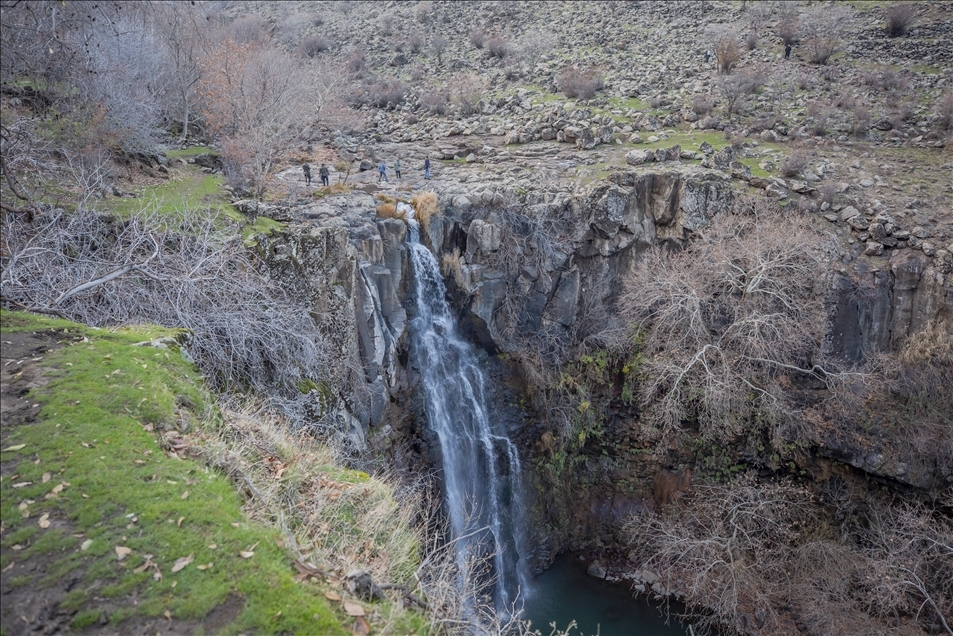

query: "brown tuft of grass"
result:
(315, 183), (350, 197)
(375, 193), (396, 204)
(410, 191), (439, 230)
(376, 203), (403, 219)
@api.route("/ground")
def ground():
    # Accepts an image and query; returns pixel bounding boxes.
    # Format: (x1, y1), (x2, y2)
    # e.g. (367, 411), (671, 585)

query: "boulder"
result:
(587, 560), (607, 579)
(625, 149), (650, 165)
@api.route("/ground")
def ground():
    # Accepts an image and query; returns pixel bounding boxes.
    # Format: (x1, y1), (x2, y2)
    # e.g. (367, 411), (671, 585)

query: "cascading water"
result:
(403, 204), (531, 617)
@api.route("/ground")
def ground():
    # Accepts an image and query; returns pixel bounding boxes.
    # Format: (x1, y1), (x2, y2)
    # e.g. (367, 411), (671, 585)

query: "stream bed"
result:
(521, 554), (688, 636)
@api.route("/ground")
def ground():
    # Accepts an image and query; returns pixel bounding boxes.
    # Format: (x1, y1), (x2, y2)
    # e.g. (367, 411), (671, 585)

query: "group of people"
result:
(376, 157), (432, 183)
(301, 163), (330, 187)
(302, 157), (432, 187)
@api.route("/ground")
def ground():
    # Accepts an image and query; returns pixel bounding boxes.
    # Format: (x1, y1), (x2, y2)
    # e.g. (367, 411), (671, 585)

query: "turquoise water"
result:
(520, 554), (688, 636)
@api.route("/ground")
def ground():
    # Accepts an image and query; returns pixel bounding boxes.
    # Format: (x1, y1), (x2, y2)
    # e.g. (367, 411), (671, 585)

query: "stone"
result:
(839, 206), (862, 221)
(864, 240), (884, 256)
(760, 129), (781, 142)
(921, 242), (936, 256)
(587, 560), (607, 579)
(912, 226), (931, 239)
(625, 149), (650, 165)
(847, 216), (870, 231)
(698, 141), (714, 155)
(629, 132), (644, 144)
(729, 161), (751, 180)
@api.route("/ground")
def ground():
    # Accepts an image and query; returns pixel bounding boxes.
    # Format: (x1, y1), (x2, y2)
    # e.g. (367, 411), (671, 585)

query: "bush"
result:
(745, 32), (758, 51)
(851, 104), (871, 136)
(865, 67), (909, 93)
(779, 153), (808, 177)
(692, 94), (713, 115)
(421, 91), (448, 114)
(557, 67), (604, 99)
(469, 28), (486, 49)
(937, 90), (953, 131)
(778, 6), (800, 46)
(408, 31), (425, 54)
(362, 80), (406, 109)
(485, 37), (508, 58)
(297, 35), (333, 58)
(715, 34), (742, 73)
(808, 101), (830, 136)
(346, 48), (366, 73)
(885, 3), (916, 37)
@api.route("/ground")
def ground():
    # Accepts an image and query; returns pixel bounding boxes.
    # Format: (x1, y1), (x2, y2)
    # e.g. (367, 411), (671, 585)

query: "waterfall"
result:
(403, 205), (530, 616)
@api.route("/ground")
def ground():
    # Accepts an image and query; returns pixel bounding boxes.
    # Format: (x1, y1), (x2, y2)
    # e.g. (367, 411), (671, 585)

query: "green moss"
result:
(166, 147), (217, 159)
(0, 310), (349, 635)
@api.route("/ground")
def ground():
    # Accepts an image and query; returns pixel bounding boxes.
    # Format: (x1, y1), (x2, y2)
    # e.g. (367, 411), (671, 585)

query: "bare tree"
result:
(719, 70), (763, 119)
(802, 4), (852, 65)
(777, 3), (800, 47)
(154, 2), (207, 142)
(515, 29), (557, 74)
(619, 202), (836, 444)
(197, 37), (314, 198)
(715, 32), (742, 73)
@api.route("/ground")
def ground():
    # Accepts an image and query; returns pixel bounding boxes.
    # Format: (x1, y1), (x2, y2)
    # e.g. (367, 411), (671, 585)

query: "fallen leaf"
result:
(208, 543), (217, 550)
(197, 562), (213, 570)
(38, 514), (50, 529)
(12, 482), (32, 488)
(181, 490), (189, 500)
(133, 558), (154, 573)
(164, 610), (172, 620)
(41, 473), (51, 483)
(2, 444), (26, 452)
(324, 591), (342, 601)
(1, 561), (14, 572)
(171, 553), (193, 573)
(352, 616), (371, 636)
(176, 516), (184, 527)
(115, 546), (132, 560)
(239, 550), (255, 559)
(343, 601), (365, 617)
(80, 539), (93, 551)
(143, 423), (154, 432)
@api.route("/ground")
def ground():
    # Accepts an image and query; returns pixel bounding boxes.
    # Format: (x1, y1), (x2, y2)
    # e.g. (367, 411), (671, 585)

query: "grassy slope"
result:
(0, 311), (353, 634)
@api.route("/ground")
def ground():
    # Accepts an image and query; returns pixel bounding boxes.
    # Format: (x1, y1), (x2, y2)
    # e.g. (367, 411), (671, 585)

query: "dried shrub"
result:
(779, 153), (808, 177)
(864, 67), (909, 93)
(408, 31), (425, 54)
(692, 94), (713, 116)
(380, 13), (395, 36)
(716, 34), (742, 73)
(346, 48), (366, 73)
(411, 191), (439, 231)
(421, 90), (449, 115)
(469, 28), (486, 50)
(357, 79), (406, 109)
(449, 73), (486, 116)
(745, 32), (758, 51)
(778, 6), (800, 46)
(557, 67), (605, 100)
(230, 15), (271, 45)
(851, 104), (871, 136)
(416, 0), (434, 23)
(619, 202), (834, 441)
(885, 3), (916, 37)
(937, 90), (953, 131)
(0, 209), (333, 394)
(808, 101), (831, 136)
(485, 37), (508, 58)
(430, 35), (448, 65)
(719, 70), (763, 119)
(297, 35), (333, 58)
(818, 182), (839, 204)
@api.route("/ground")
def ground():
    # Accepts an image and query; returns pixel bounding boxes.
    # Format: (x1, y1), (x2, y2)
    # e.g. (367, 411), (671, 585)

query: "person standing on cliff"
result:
(785, 43), (792, 59)
(319, 164), (330, 187)
(302, 163), (312, 185)
(378, 160), (388, 183)
(424, 156), (431, 180)
(394, 158), (402, 180)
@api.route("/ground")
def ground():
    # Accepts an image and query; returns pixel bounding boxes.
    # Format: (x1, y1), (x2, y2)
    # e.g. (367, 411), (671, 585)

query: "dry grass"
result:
(198, 401), (422, 586)
(316, 183), (350, 196)
(376, 203), (402, 219)
(375, 193), (396, 204)
(411, 191), (439, 231)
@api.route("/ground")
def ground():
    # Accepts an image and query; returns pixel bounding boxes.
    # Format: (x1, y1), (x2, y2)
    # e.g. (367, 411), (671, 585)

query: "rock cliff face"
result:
(826, 247), (952, 364)
(257, 168), (951, 557)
